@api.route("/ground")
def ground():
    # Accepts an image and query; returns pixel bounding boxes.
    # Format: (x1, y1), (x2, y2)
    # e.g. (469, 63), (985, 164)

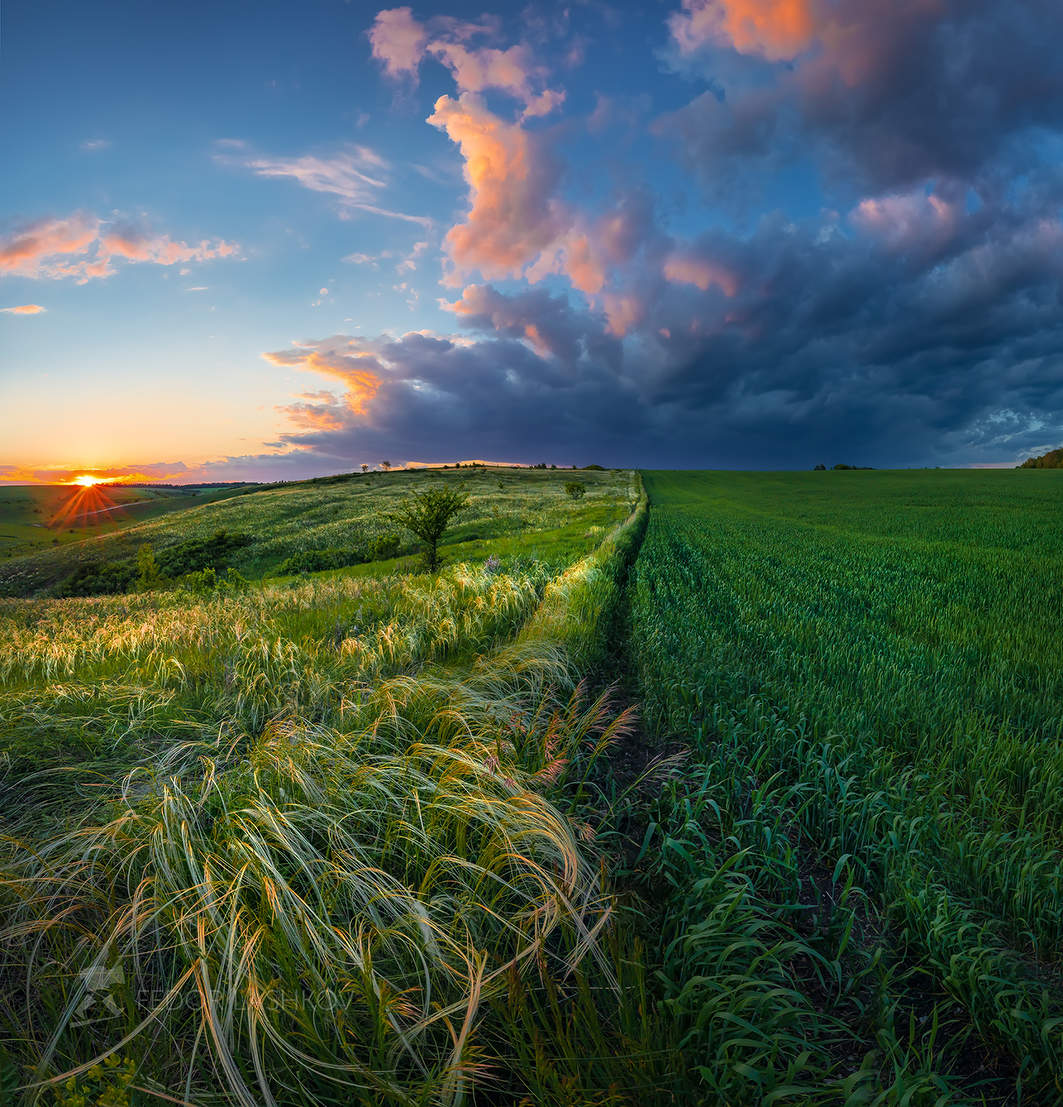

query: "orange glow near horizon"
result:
(72, 474), (106, 487)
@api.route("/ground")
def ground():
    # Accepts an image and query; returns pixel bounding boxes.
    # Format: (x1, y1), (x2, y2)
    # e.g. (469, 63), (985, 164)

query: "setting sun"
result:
(72, 474), (103, 487)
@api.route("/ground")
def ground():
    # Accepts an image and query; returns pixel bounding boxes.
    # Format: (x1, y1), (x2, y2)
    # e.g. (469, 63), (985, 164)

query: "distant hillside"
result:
(0, 466), (633, 598)
(1019, 447), (1063, 469)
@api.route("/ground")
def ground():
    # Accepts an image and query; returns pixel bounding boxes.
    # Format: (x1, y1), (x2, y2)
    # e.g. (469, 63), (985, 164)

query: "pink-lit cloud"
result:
(0, 213), (238, 283)
(667, 0), (944, 72)
(427, 40), (565, 118)
(669, 0), (817, 61)
(0, 214), (100, 278)
(280, 391), (351, 433)
(101, 230), (238, 267)
(540, 233), (608, 296)
(1, 304), (46, 315)
(370, 7), (565, 118)
(659, 0), (995, 195)
(601, 292), (646, 338)
(663, 251), (738, 296)
(263, 338), (384, 415)
(429, 92), (676, 332)
(368, 6), (429, 79)
(851, 189), (959, 252)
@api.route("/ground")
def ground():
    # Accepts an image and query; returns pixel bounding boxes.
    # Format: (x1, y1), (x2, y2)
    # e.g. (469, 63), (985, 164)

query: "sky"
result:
(2, 0), (1063, 481)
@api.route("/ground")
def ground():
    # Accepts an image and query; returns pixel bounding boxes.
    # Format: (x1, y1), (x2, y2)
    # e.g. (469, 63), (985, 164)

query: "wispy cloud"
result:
(223, 143), (431, 227)
(396, 240), (429, 273)
(1, 304), (46, 315)
(0, 213), (239, 283)
(79, 138), (112, 152)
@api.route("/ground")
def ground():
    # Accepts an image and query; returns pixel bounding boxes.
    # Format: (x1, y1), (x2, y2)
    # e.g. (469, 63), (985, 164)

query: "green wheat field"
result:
(1, 467), (1061, 1105)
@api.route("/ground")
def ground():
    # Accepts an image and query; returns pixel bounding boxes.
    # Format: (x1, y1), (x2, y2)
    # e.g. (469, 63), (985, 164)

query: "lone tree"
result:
(564, 481), (586, 500)
(380, 460), (392, 472)
(387, 487), (468, 572)
(361, 463), (369, 473)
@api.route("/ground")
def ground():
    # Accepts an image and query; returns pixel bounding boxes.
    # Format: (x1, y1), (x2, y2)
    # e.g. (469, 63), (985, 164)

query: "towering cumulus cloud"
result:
(427, 94), (567, 280)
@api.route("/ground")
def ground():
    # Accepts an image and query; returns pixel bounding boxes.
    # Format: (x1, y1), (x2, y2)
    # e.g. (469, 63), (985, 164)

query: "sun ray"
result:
(48, 477), (127, 529)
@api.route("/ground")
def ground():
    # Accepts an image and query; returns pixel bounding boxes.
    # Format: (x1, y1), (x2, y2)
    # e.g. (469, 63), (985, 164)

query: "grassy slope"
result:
(0, 467), (633, 596)
(624, 469), (1063, 1103)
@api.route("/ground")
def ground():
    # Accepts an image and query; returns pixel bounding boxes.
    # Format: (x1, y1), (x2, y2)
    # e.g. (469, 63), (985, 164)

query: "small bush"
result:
(176, 566), (219, 592)
(368, 532), (402, 560)
(56, 530), (252, 597)
(136, 543), (162, 590)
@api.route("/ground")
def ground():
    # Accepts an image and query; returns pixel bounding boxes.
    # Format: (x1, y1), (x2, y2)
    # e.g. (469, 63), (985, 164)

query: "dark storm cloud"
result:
(264, 328), (645, 466)
(258, 179), (1063, 470)
(443, 283), (623, 367)
(659, 0), (1063, 195)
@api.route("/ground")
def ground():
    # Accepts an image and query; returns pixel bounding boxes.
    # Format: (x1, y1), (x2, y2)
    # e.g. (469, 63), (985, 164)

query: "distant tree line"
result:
(1018, 447), (1063, 468)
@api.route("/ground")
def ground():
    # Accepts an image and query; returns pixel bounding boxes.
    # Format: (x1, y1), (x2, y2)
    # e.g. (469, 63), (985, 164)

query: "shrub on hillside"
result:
(368, 532), (402, 560)
(276, 548), (366, 575)
(56, 530), (252, 597)
(274, 533), (405, 576)
(154, 530), (251, 577)
(56, 560), (137, 597)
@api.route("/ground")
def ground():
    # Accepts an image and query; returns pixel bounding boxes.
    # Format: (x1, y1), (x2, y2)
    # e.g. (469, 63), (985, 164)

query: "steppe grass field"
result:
(1, 466), (1062, 1105)
(0, 467), (653, 1105)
